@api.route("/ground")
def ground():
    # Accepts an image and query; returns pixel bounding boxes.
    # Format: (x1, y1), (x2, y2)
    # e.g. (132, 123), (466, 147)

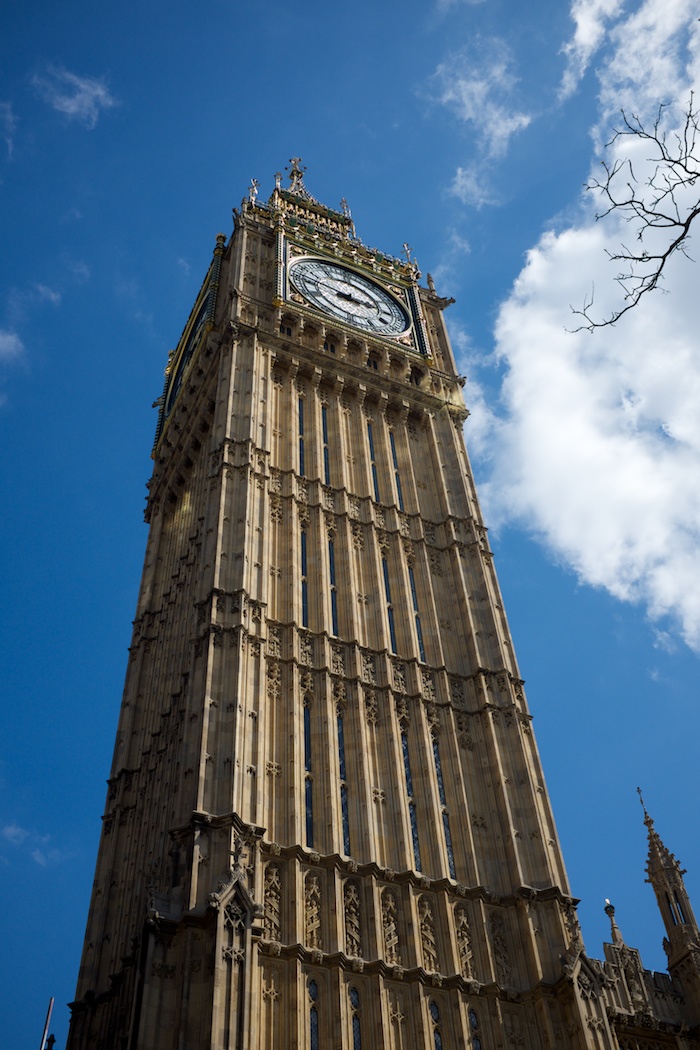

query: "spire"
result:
(604, 899), (625, 947)
(638, 788), (700, 970)
(286, 157), (318, 204)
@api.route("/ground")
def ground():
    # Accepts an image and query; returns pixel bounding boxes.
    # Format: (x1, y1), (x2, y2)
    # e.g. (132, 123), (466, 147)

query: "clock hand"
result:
(335, 289), (374, 309)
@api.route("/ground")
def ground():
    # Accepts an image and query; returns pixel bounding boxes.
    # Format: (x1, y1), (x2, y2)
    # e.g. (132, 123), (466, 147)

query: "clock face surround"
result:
(289, 257), (410, 336)
(164, 296), (209, 418)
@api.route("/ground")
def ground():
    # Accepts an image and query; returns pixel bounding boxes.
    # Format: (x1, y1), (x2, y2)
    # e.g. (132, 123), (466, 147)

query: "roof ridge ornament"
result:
(286, 157), (318, 203)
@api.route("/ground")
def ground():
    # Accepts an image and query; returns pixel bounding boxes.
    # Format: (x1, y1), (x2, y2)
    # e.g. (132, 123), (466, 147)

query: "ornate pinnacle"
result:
(284, 157), (318, 204)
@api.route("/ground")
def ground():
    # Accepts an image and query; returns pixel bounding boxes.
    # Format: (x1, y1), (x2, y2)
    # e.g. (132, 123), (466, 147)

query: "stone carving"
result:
(268, 628), (281, 657)
(331, 645), (345, 675)
(267, 662), (281, 701)
(264, 864), (281, 941)
(361, 651), (376, 684)
(222, 898), (246, 968)
(395, 695), (409, 726)
(269, 468), (281, 492)
(299, 634), (313, 666)
(421, 671), (436, 702)
(375, 507), (385, 528)
(364, 689), (378, 726)
(266, 761), (281, 776)
(270, 496), (282, 523)
(333, 679), (347, 708)
(305, 873), (322, 949)
(424, 524), (437, 544)
(457, 714), (475, 751)
(352, 523), (364, 550)
(344, 880), (362, 957)
(382, 889), (401, 964)
(392, 660), (407, 693)
(262, 969), (281, 1002)
(429, 550), (443, 576)
(419, 896), (439, 972)
(300, 670), (314, 694)
(489, 910), (513, 986)
(349, 496), (360, 517)
(455, 904), (474, 979)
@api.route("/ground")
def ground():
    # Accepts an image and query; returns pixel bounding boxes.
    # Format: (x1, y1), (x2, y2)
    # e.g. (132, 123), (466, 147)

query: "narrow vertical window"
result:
(401, 730), (421, 871)
(382, 556), (397, 653)
(329, 538), (339, 636)
(389, 431), (405, 511)
(298, 396), (305, 477)
(322, 405), (331, 485)
(301, 529), (309, 628)
(349, 986), (362, 1050)
(408, 565), (426, 662)
(338, 711), (350, 855)
(367, 422), (380, 502)
(469, 1007), (483, 1050)
(675, 893), (687, 924)
(432, 736), (456, 879)
(304, 702), (313, 847)
(309, 980), (319, 1050)
(429, 1001), (443, 1050)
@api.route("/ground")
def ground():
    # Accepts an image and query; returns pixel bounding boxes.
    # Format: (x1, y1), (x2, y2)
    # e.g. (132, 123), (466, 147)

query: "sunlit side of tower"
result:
(67, 166), (696, 1050)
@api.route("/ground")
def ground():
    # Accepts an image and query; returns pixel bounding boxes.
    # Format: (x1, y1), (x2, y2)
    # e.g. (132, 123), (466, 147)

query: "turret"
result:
(640, 790), (700, 1023)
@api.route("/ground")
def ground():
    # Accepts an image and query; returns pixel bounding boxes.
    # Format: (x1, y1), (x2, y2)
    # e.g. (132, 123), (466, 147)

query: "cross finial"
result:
(340, 197), (351, 218)
(402, 242), (413, 264)
(248, 178), (259, 203)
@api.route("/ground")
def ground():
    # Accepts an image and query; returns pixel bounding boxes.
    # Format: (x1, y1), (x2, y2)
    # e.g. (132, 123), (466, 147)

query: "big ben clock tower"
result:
(67, 162), (630, 1049)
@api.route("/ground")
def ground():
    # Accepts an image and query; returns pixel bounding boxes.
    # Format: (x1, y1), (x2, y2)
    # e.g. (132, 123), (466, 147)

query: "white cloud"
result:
(436, 0), (486, 9)
(1, 824), (69, 866)
(2, 823), (29, 845)
(480, 0), (700, 649)
(433, 39), (531, 158)
(0, 101), (17, 157)
(34, 284), (61, 305)
(450, 163), (499, 208)
(559, 0), (626, 100)
(0, 329), (24, 361)
(431, 38), (532, 207)
(32, 65), (117, 129)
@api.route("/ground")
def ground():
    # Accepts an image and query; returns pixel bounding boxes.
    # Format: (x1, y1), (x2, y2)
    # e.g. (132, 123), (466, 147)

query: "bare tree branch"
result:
(571, 94), (700, 331)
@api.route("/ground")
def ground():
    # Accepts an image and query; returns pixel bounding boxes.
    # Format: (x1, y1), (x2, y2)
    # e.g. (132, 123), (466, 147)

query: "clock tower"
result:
(67, 163), (653, 1049)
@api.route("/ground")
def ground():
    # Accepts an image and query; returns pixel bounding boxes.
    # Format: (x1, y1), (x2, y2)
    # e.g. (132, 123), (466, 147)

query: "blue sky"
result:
(2, 1), (700, 1045)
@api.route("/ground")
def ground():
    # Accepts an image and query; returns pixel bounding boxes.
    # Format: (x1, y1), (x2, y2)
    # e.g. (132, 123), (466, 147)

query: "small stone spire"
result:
(604, 899), (625, 947)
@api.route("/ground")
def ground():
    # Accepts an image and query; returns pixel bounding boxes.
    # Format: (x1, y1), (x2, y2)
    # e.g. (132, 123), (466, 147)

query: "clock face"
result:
(289, 258), (410, 335)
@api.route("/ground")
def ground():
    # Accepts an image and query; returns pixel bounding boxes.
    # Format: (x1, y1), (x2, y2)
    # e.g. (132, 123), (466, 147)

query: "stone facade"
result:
(67, 165), (700, 1049)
